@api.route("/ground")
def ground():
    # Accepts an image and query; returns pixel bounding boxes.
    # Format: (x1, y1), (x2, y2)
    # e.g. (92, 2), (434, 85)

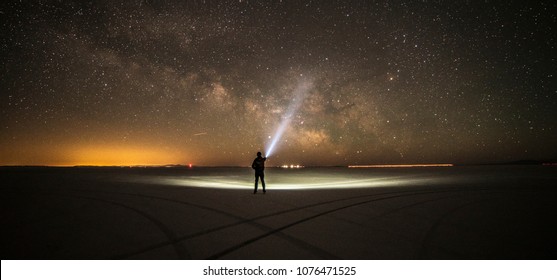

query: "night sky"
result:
(1, 1), (556, 166)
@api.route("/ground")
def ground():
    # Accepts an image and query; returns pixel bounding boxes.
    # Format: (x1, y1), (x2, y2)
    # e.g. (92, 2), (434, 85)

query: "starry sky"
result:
(1, 1), (556, 166)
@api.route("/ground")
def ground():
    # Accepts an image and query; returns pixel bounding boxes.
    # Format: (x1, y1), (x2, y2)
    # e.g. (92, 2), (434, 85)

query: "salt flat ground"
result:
(1, 166), (556, 259)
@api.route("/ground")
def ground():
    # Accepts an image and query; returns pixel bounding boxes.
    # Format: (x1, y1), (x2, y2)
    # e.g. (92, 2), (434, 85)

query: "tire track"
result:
(2, 186), (521, 259)
(63, 187), (454, 258)
(414, 196), (498, 259)
(33, 192), (192, 259)
(207, 188), (530, 259)
(206, 189), (484, 259)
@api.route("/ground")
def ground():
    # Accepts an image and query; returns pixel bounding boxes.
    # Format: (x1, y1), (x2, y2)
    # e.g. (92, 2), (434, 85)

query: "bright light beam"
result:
(265, 79), (313, 157)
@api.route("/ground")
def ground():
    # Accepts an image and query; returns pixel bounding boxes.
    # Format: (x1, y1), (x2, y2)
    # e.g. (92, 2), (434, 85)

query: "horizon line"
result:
(1, 161), (555, 168)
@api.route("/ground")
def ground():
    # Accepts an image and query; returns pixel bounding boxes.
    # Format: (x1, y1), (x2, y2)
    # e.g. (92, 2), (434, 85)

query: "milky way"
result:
(1, 1), (555, 166)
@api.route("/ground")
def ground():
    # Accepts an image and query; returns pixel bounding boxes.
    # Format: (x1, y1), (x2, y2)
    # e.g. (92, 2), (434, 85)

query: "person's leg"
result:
(261, 173), (266, 193)
(254, 174), (259, 193)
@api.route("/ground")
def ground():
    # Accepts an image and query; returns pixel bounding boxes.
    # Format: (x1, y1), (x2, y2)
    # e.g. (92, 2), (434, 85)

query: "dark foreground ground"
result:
(1, 166), (556, 259)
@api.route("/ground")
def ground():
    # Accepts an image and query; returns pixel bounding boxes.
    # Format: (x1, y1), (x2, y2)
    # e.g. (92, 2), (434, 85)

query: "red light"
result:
(188, 163), (193, 168)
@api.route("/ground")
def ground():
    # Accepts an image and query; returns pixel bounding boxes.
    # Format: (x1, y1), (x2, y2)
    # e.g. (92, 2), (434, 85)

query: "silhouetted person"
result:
(252, 151), (266, 194)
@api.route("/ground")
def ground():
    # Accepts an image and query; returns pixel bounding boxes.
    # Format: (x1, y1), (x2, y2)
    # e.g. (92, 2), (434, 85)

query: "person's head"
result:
(257, 152), (262, 157)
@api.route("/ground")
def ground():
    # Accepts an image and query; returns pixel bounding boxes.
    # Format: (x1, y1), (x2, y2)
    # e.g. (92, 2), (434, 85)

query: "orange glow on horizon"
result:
(64, 145), (184, 166)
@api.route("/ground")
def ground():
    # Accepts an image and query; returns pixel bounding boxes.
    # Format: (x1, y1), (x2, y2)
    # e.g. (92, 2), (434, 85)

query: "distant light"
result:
(281, 164), (304, 169)
(348, 164), (453, 168)
(188, 163), (193, 168)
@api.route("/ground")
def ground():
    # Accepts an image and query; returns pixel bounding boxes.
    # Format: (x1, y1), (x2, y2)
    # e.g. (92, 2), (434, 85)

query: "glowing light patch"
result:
(281, 164), (304, 168)
(348, 164), (454, 168)
(124, 173), (447, 190)
(68, 145), (181, 166)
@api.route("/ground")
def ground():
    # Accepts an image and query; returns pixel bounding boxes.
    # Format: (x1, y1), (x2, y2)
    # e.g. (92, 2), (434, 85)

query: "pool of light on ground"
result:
(123, 168), (451, 190)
